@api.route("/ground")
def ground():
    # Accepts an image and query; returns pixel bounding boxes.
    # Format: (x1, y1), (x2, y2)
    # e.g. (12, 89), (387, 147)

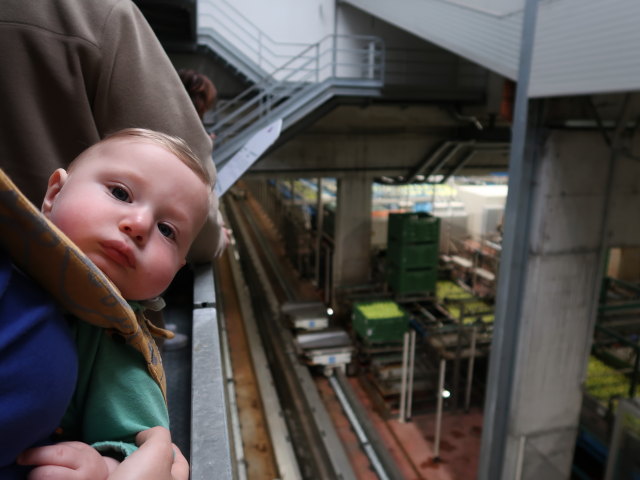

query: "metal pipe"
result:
(367, 40), (376, 79)
(452, 316), (463, 411)
(407, 330), (416, 419)
(477, 0), (541, 477)
(329, 375), (391, 480)
(440, 150), (476, 184)
(426, 142), (470, 180)
(465, 326), (478, 412)
(331, 36), (336, 79)
(399, 332), (410, 422)
(324, 243), (332, 306)
(434, 358), (446, 460)
(407, 141), (455, 183)
(315, 178), (324, 288)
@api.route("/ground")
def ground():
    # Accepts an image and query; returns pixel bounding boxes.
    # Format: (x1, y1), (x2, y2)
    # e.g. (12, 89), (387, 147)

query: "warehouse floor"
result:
(317, 374), (483, 479)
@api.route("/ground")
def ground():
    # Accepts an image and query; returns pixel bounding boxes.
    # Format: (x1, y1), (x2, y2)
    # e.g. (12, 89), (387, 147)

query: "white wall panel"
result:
(230, 0), (334, 44)
(530, 0), (640, 97)
(344, 0), (640, 96)
(343, 0), (522, 79)
(447, 0), (525, 16)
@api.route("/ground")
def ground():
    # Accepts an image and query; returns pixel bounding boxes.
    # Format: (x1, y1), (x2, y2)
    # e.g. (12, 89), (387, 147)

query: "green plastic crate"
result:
(352, 301), (408, 343)
(387, 242), (438, 269)
(387, 266), (437, 294)
(388, 212), (440, 244)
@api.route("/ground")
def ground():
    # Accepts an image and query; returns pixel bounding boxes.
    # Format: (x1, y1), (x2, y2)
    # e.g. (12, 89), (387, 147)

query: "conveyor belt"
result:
(225, 193), (356, 479)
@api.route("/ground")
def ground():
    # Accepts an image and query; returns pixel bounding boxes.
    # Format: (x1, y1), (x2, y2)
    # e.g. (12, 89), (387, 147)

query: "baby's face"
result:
(42, 138), (210, 300)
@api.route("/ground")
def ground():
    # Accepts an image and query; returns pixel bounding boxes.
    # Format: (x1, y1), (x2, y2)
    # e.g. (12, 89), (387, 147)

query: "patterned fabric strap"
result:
(0, 168), (168, 400)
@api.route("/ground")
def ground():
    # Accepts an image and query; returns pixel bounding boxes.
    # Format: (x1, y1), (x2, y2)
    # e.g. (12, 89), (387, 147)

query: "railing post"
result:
(332, 35), (337, 79)
(367, 40), (375, 79)
(399, 332), (410, 423)
(315, 42), (320, 83)
(191, 265), (234, 480)
(433, 358), (447, 461)
(314, 178), (324, 287)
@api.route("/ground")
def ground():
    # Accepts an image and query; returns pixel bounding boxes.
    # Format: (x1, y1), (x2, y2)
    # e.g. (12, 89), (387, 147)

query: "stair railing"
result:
(197, 0), (384, 167)
(207, 33), (384, 167)
(199, 0), (314, 80)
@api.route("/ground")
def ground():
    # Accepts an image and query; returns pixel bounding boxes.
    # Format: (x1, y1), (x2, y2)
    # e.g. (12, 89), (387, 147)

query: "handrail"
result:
(199, 0), (319, 76)
(191, 265), (234, 480)
(197, 0), (384, 167)
(206, 33), (384, 162)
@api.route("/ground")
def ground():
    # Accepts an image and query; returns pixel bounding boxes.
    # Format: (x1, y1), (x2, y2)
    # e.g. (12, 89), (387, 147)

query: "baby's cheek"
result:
(151, 258), (182, 295)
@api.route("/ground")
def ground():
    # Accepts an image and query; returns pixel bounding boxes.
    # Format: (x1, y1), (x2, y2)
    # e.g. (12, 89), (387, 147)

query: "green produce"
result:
(356, 301), (405, 319)
(437, 281), (494, 323)
(585, 356), (635, 408)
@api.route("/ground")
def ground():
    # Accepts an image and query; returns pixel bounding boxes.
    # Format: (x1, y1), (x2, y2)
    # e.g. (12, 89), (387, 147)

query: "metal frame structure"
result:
(198, 0), (384, 168)
(477, 1), (541, 478)
(191, 265), (234, 480)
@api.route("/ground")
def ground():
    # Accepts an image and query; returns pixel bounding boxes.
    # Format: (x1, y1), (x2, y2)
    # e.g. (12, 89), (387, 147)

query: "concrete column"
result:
(331, 173), (372, 296)
(482, 128), (640, 479)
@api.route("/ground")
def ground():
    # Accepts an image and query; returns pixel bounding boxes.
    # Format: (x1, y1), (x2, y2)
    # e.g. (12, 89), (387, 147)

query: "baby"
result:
(42, 128), (211, 301)
(12, 128), (211, 478)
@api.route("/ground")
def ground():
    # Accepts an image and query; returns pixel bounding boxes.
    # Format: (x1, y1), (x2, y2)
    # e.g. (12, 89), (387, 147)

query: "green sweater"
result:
(59, 320), (169, 458)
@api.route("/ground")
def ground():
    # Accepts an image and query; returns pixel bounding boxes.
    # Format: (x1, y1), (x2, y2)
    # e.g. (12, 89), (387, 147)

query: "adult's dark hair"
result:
(178, 69), (217, 119)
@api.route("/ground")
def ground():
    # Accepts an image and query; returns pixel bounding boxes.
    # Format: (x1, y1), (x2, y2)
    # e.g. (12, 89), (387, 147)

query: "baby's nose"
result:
(120, 210), (153, 243)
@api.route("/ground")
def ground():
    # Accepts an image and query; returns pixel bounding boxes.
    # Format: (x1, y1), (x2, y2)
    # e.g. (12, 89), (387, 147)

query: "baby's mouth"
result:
(100, 240), (136, 269)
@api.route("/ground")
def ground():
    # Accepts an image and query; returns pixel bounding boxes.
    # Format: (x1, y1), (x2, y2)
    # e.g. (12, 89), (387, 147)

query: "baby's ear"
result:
(41, 168), (68, 215)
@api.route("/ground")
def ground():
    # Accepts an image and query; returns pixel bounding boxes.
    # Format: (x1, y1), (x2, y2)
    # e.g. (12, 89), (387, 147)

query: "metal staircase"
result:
(197, 0), (385, 169)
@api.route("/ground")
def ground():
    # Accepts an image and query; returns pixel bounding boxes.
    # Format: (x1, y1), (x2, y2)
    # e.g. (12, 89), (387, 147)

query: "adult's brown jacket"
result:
(0, 0), (224, 261)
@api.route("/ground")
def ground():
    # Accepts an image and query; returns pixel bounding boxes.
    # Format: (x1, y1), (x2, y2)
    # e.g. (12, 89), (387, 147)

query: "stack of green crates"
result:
(352, 300), (408, 343)
(386, 212), (440, 295)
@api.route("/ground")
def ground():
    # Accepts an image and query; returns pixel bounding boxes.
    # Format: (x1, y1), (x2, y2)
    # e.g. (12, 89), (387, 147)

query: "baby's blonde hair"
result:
(71, 128), (211, 186)
(104, 128), (211, 186)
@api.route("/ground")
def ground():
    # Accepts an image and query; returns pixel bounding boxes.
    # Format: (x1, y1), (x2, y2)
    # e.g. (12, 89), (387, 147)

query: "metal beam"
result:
(477, 1), (541, 478)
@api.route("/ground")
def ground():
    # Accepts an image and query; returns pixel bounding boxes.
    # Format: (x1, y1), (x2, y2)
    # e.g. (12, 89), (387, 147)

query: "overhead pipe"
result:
(405, 140), (509, 184)
(406, 141), (457, 183)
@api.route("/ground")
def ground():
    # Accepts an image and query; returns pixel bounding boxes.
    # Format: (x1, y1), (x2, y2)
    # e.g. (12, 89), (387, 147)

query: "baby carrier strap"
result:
(0, 168), (168, 400)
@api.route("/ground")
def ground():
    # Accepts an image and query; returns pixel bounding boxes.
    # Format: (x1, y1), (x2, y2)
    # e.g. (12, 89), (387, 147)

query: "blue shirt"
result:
(0, 249), (78, 478)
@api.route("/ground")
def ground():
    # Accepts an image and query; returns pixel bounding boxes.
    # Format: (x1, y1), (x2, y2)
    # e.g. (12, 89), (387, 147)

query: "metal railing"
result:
(189, 3), (383, 477)
(197, 0), (384, 168)
(199, 0), (312, 80)
(190, 265), (234, 480)
(207, 33), (383, 164)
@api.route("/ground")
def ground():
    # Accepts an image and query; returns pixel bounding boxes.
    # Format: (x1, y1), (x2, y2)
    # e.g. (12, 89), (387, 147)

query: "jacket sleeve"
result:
(92, 0), (224, 261)
(63, 322), (169, 458)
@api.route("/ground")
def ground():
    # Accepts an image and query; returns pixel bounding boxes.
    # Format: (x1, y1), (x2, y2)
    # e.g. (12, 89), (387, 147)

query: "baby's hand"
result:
(17, 441), (110, 480)
(108, 427), (189, 480)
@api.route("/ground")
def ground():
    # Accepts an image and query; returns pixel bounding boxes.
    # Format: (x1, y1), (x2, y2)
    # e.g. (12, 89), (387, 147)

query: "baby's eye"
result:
(158, 223), (176, 239)
(111, 186), (130, 202)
